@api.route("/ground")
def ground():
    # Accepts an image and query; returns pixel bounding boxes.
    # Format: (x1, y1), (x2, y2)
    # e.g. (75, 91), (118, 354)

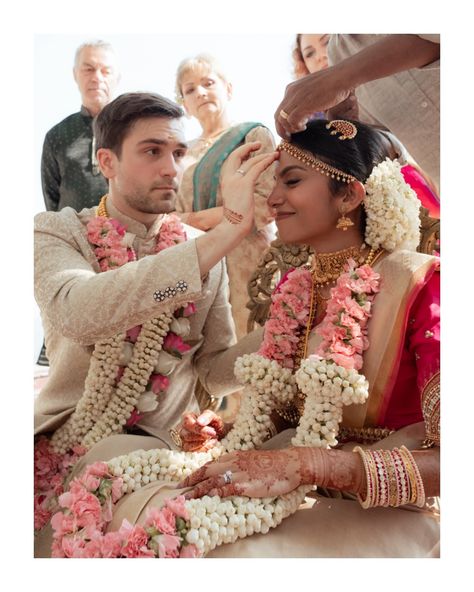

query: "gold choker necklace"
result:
(311, 245), (368, 286)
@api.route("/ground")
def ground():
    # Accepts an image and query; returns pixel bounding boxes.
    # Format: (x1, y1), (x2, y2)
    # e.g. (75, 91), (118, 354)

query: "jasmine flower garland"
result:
(364, 158), (421, 251)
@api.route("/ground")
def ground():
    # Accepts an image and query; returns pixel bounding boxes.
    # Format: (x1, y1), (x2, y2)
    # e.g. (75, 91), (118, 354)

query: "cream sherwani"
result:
(34, 202), (262, 443)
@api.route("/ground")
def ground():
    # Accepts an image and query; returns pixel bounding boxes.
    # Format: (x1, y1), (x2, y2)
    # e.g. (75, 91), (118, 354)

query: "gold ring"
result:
(280, 109), (289, 120)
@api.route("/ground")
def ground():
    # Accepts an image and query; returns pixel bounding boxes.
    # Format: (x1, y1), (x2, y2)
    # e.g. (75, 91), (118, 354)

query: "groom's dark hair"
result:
(94, 92), (184, 157)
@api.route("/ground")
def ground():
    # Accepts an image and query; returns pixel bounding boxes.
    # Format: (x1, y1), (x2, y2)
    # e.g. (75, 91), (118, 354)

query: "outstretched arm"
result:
(180, 445), (439, 502)
(275, 34), (440, 137)
(35, 144), (278, 345)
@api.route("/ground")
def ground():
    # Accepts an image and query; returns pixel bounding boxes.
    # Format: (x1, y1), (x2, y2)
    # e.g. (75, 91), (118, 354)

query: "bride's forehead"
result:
(275, 151), (309, 172)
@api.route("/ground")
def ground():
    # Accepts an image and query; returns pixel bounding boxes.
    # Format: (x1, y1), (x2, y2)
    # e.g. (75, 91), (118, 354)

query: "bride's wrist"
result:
(297, 447), (330, 486)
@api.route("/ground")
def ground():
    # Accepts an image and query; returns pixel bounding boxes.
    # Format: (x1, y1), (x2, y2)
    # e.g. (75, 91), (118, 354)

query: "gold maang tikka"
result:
(326, 119), (358, 140)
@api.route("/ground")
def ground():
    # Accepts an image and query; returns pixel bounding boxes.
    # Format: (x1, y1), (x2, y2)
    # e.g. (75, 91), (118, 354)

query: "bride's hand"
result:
(178, 409), (227, 452)
(179, 448), (315, 499)
(220, 142), (279, 232)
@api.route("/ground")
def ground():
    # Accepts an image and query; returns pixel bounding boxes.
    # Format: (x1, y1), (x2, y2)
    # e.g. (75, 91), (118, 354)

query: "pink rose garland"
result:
(258, 267), (313, 368)
(51, 462), (199, 558)
(257, 258), (379, 371)
(315, 260), (380, 370)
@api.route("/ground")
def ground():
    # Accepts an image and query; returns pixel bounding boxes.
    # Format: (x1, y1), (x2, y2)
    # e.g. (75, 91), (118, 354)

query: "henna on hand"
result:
(234, 449), (292, 489)
(295, 447), (365, 493)
(178, 463), (211, 488)
(206, 483), (245, 498)
(178, 409), (226, 452)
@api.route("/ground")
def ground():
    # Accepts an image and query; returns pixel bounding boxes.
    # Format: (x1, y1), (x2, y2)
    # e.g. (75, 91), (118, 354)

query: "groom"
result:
(34, 91), (264, 449)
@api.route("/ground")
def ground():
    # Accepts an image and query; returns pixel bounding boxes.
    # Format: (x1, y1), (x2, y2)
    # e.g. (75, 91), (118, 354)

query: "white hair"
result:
(74, 40), (116, 69)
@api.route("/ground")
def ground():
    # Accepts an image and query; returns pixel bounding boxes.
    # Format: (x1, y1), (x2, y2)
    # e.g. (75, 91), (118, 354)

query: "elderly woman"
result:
(41, 119), (439, 558)
(174, 53), (276, 340)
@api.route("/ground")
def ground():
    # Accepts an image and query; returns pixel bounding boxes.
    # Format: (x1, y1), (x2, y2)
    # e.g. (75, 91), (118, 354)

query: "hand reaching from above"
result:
(274, 68), (352, 137)
(326, 89), (359, 120)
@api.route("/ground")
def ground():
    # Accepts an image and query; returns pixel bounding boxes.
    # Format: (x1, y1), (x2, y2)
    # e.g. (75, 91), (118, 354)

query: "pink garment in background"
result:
(380, 267), (440, 428)
(402, 164), (440, 219)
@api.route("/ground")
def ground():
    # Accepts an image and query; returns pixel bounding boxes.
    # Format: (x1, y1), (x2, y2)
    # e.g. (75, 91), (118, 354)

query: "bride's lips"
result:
(275, 212), (295, 221)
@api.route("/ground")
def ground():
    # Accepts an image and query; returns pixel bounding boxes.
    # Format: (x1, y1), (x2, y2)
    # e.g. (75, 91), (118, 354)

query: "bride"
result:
(40, 118), (439, 558)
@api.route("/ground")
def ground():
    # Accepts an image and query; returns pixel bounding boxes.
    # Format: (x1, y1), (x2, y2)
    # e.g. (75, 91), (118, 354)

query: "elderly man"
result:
(40, 40), (120, 212)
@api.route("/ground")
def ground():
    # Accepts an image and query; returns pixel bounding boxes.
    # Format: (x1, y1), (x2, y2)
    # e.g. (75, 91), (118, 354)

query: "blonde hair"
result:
(174, 53), (229, 103)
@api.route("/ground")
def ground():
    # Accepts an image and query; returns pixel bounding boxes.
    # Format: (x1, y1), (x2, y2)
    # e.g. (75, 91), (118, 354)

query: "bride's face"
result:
(268, 151), (347, 247)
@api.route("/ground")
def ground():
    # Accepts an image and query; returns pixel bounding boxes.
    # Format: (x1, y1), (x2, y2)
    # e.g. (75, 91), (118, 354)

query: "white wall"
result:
(34, 33), (296, 359)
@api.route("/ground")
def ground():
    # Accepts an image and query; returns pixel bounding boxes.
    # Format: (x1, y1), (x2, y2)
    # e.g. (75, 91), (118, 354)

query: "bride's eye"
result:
(285, 178), (300, 187)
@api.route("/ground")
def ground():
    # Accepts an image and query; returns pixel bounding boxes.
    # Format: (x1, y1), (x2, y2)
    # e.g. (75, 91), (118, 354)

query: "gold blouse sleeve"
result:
(421, 371), (440, 448)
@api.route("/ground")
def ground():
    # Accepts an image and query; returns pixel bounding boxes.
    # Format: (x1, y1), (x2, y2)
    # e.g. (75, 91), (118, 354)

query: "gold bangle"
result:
(371, 450), (389, 507)
(380, 450), (399, 507)
(398, 447), (418, 505)
(400, 446), (426, 508)
(354, 446), (375, 509)
(392, 448), (410, 506)
(275, 404), (300, 426)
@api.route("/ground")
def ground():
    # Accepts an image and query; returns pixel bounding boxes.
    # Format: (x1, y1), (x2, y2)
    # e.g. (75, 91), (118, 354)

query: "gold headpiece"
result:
(277, 140), (357, 184)
(326, 119), (358, 140)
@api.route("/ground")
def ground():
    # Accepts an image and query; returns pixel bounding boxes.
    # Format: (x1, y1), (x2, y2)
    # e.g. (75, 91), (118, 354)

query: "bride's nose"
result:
(267, 183), (285, 208)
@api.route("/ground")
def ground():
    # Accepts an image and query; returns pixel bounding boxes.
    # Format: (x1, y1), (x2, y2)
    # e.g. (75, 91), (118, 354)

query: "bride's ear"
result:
(340, 180), (365, 213)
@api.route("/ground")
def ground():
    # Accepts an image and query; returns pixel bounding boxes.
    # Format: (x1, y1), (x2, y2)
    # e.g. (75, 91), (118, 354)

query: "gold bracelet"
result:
(169, 427), (183, 449)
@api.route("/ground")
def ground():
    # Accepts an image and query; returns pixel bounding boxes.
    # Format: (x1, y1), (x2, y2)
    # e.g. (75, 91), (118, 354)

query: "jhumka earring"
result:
(336, 211), (354, 231)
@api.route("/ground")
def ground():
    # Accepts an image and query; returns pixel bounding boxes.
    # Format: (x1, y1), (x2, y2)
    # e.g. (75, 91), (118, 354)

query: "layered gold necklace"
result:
(311, 245), (381, 324)
(275, 244), (384, 425)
